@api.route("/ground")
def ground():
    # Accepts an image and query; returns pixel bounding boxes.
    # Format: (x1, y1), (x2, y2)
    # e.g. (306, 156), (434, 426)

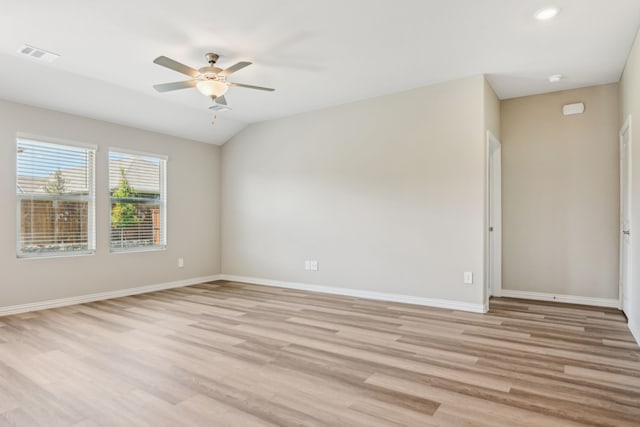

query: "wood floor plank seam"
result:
(0, 281), (639, 426)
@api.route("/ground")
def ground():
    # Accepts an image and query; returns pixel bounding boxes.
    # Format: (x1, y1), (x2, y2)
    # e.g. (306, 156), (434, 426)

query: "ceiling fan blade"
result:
(153, 80), (197, 92)
(153, 56), (199, 78)
(229, 82), (275, 92)
(215, 95), (228, 105)
(219, 61), (252, 77)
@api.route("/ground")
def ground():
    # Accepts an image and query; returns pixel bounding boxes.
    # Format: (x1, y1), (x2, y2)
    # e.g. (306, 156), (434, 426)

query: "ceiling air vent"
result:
(17, 44), (60, 63)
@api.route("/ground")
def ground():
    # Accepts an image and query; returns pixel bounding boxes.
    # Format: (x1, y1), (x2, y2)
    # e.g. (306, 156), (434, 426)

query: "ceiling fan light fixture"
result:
(196, 80), (228, 98)
(153, 53), (274, 115)
(534, 7), (559, 21)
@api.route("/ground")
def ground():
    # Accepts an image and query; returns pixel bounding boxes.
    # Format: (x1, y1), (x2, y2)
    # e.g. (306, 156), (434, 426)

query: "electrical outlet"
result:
(178, 257), (184, 268)
(305, 260), (319, 271)
(464, 271), (473, 284)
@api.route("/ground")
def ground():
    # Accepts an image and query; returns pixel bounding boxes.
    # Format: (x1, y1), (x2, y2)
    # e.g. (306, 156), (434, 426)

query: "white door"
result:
(488, 132), (502, 302)
(620, 117), (632, 314)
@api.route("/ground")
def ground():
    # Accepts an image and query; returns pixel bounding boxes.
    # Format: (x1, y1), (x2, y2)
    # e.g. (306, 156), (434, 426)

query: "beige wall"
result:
(501, 84), (620, 299)
(619, 27), (640, 340)
(222, 76), (488, 306)
(0, 100), (221, 308)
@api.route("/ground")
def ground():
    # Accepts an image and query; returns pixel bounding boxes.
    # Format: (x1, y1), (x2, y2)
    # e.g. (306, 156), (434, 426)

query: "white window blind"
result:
(16, 138), (96, 257)
(109, 150), (166, 251)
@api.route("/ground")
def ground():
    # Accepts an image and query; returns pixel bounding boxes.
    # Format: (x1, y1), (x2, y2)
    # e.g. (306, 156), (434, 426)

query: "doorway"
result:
(487, 131), (502, 307)
(620, 116), (632, 314)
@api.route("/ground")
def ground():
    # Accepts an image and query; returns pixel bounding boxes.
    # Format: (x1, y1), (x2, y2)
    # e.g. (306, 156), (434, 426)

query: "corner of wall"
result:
(483, 77), (501, 139)
(629, 315), (640, 346)
(618, 24), (640, 347)
(215, 143), (223, 275)
(482, 75), (501, 307)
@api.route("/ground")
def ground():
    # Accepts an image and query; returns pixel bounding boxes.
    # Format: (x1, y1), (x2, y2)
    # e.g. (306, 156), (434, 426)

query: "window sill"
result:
(109, 246), (167, 255)
(16, 251), (95, 260)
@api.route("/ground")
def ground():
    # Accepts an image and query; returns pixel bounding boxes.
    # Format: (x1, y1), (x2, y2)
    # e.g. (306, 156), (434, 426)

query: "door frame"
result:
(486, 131), (502, 309)
(619, 115), (632, 313)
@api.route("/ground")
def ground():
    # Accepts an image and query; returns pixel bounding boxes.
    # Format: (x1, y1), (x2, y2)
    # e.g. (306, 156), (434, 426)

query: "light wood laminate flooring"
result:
(0, 281), (639, 426)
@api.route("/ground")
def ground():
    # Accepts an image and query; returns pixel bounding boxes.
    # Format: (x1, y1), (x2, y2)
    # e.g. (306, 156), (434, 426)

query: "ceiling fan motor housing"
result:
(205, 53), (219, 65)
(198, 66), (224, 80)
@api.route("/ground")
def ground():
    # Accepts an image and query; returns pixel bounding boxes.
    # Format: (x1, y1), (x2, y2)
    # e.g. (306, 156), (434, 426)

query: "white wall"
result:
(501, 85), (620, 301)
(221, 76), (489, 307)
(620, 27), (640, 343)
(0, 100), (221, 309)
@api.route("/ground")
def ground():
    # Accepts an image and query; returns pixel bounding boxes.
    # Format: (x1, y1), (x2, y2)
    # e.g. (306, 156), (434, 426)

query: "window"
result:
(16, 137), (96, 257)
(109, 150), (166, 251)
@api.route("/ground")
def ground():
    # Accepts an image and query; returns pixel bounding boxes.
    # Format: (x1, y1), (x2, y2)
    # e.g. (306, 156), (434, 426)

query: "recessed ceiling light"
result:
(548, 74), (563, 83)
(534, 7), (560, 21)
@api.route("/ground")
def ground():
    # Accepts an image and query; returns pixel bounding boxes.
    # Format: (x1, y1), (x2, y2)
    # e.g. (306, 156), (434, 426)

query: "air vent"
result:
(17, 44), (60, 63)
(562, 103), (585, 116)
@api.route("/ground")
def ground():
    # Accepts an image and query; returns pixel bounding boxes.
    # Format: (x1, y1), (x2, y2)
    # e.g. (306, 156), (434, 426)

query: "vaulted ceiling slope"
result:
(1, 0), (639, 145)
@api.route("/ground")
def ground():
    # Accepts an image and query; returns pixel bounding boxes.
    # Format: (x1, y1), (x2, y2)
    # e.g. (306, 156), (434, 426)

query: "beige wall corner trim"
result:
(219, 275), (487, 313)
(0, 275), (223, 317)
(500, 289), (619, 308)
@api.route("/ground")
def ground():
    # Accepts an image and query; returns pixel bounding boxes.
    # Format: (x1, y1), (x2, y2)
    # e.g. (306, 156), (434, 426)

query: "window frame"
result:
(108, 147), (167, 253)
(15, 134), (97, 259)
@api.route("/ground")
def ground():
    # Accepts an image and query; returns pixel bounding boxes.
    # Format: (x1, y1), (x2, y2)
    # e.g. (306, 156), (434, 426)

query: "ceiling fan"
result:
(152, 53), (275, 110)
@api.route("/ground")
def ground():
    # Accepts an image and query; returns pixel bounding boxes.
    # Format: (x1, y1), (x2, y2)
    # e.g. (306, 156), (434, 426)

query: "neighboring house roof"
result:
(109, 158), (160, 194)
(17, 157), (159, 195)
(17, 176), (53, 194)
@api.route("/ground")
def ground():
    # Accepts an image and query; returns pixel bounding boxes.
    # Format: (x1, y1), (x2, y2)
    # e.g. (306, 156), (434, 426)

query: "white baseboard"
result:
(0, 274), (223, 317)
(500, 289), (620, 308)
(0, 273), (485, 316)
(219, 274), (486, 313)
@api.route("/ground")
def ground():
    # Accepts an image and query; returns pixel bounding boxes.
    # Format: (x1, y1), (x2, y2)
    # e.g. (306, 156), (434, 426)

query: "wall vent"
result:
(562, 102), (585, 116)
(17, 44), (60, 63)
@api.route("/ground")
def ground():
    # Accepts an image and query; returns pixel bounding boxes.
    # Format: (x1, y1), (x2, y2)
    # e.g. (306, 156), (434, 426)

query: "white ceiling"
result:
(1, 0), (639, 145)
